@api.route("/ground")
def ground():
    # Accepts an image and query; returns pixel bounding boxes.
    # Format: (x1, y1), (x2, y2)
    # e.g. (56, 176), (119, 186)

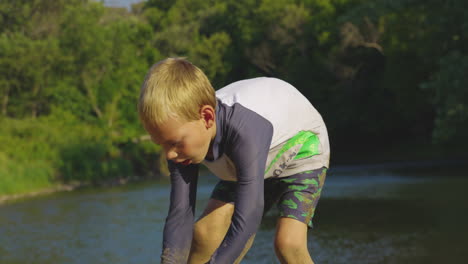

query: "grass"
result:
(0, 113), (160, 198)
(0, 153), (54, 196)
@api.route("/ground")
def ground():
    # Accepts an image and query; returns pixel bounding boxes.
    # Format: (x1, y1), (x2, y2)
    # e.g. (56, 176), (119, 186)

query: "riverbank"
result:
(0, 116), (161, 206)
(0, 175), (166, 206)
(0, 183), (81, 205)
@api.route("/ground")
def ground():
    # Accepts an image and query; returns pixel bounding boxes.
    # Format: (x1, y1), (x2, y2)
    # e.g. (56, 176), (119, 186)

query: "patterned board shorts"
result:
(210, 167), (327, 228)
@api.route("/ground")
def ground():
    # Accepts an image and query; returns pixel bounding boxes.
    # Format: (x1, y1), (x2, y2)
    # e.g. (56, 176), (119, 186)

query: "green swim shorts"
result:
(210, 167), (327, 228)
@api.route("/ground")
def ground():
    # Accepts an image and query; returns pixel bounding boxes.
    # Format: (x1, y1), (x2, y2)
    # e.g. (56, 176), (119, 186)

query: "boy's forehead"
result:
(148, 119), (186, 142)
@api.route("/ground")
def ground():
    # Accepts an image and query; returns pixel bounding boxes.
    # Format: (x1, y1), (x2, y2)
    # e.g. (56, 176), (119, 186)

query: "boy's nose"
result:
(166, 150), (178, 160)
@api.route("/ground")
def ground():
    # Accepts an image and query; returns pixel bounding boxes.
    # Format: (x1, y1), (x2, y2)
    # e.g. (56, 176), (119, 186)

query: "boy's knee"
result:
(192, 221), (211, 247)
(274, 233), (307, 255)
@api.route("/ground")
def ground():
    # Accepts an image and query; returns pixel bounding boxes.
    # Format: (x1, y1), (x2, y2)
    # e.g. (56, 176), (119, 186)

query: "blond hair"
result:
(138, 58), (216, 130)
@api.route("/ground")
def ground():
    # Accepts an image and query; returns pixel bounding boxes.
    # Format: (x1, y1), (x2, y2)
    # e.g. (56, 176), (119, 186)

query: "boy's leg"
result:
(189, 180), (257, 264)
(275, 217), (313, 264)
(273, 168), (327, 264)
(188, 198), (233, 264)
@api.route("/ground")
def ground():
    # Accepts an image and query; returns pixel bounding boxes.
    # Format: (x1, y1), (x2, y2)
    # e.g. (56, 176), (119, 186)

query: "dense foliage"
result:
(0, 0), (466, 195)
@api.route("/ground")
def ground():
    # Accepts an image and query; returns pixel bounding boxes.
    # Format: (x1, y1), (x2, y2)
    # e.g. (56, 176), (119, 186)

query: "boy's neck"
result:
(206, 114), (217, 161)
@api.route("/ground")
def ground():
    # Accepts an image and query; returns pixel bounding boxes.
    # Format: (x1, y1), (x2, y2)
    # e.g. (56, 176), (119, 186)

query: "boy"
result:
(138, 58), (330, 264)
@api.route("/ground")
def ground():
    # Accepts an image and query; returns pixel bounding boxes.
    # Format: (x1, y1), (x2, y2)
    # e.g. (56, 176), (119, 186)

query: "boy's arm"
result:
(161, 161), (199, 264)
(209, 110), (273, 263)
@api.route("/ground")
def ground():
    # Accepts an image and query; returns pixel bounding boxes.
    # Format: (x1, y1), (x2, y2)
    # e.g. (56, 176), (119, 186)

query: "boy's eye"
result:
(168, 141), (180, 147)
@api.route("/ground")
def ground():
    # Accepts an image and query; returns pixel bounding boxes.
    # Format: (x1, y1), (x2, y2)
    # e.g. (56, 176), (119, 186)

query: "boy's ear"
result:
(200, 105), (215, 128)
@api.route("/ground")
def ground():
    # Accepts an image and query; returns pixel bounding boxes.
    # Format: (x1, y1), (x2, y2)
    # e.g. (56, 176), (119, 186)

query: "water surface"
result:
(1, 165), (467, 263)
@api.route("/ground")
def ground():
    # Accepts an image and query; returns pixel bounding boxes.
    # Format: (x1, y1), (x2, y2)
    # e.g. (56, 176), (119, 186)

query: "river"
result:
(1, 164), (467, 264)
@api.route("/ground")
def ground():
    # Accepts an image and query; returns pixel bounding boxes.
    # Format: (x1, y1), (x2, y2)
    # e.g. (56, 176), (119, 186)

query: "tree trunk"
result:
(32, 103), (37, 118)
(31, 83), (40, 118)
(83, 71), (104, 119)
(2, 86), (9, 116)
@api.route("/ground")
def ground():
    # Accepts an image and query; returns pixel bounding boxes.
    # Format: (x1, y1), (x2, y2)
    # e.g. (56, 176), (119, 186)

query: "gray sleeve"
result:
(209, 104), (273, 263)
(161, 161), (199, 264)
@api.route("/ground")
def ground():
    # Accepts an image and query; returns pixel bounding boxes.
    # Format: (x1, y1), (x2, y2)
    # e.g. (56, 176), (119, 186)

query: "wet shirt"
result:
(161, 77), (330, 263)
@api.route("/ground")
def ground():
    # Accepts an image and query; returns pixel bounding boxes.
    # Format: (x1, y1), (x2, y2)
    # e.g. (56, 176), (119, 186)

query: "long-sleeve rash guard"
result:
(161, 77), (330, 263)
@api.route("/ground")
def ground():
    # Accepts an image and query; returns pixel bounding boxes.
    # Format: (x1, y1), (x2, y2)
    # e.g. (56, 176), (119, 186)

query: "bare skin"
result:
(147, 105), (217, 166)
(188, 200), (314, 264)
(188, 199), (255, 264)
(275, 217), (314, 264)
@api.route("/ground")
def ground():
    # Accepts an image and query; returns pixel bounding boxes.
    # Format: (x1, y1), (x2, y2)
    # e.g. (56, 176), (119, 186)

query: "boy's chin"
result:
(190, 159), (202, 164)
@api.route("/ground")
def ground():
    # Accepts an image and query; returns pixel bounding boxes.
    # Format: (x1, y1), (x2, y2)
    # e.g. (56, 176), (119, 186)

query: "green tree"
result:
(421, 52), (468, 144)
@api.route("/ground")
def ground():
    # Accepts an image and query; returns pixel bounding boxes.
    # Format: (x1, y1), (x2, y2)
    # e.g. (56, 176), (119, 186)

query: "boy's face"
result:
(148, 106), (216, 165)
